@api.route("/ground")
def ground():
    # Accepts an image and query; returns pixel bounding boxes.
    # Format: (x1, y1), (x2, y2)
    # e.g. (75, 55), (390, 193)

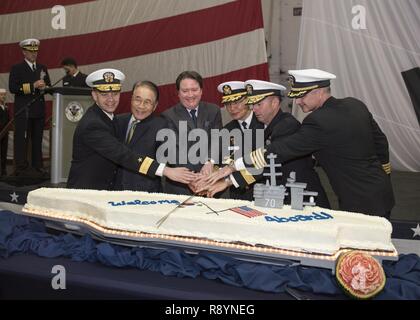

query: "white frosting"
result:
(23, 188), (395, 255)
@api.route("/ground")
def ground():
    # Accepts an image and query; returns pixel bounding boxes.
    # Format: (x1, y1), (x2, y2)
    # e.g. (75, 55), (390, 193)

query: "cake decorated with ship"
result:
(23, 186), (395, 257)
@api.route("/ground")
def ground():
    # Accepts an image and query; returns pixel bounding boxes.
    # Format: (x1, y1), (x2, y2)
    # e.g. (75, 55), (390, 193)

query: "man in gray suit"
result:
(162, 71), (223, 195)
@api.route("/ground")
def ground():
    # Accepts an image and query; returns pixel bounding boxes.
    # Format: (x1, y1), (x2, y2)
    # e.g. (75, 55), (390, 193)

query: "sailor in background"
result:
(67, 68), (195, 190)
(199, 79), (330, 208)
(206, 69), (394, 218)
(8, 38), (51, 175)
(0, 88), (9, 176)
(61, 57), (88, 87)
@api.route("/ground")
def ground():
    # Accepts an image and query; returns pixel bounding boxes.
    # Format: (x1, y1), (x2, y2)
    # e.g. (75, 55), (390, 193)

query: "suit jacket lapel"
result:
(129, 116), (152, 146)
(118, 113), (131, 142)
(176, 103), (195, 129)
(250, 113), (264, 130)
(196, 102), (207, 129)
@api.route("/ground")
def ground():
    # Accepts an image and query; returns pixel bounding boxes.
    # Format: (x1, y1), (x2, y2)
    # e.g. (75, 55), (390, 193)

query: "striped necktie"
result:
(126, 120), (138, 143)
(189, 109), (197, 126)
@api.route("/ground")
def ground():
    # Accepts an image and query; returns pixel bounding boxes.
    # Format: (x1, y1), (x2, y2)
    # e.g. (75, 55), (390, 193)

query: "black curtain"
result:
(401, 67), (420, 126)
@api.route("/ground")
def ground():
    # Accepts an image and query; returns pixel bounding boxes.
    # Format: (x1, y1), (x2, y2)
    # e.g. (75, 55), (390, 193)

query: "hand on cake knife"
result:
(155, 193), (196, 228)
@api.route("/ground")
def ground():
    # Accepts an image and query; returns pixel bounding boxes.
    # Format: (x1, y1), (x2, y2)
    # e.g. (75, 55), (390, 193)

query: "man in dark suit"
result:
(0, 88), (9, 176)
(161, 71), (223, 195)
(61, 57), (88, 87)
(67, 68), (195, 190)
(8, 38), (51, 175)
(207, 70), (394, 218)
(200, 80), (330, 208)
(114, 81), (167, 192)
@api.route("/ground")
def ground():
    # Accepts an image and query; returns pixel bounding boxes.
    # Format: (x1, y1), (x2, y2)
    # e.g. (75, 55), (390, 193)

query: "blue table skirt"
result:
(1, 210), (419, 299)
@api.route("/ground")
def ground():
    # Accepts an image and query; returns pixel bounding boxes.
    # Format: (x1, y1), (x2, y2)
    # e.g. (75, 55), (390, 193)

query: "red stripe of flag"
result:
(0, 0), (94, 15)
(230, 205), (266, 218)
(0, 0), (264, 73)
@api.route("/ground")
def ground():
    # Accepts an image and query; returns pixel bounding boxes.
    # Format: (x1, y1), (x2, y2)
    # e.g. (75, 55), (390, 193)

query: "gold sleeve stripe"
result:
(240, 169), (256, 185)
(382, 163), (391, 174)
(250, 148), (266, 169)
(139, 157), (154, 175)
(250, 150), (266, 169)
(22, 83), (31, 94)
(250, 150), (258, 168)
(255, 148), (267, 168)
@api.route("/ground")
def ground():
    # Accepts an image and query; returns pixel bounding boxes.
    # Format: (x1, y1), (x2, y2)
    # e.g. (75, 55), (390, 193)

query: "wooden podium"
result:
(48, 87), (93, 184)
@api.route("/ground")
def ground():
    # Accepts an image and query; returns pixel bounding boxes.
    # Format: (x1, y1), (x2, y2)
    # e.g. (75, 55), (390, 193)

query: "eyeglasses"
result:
(132, 97), (155, 108)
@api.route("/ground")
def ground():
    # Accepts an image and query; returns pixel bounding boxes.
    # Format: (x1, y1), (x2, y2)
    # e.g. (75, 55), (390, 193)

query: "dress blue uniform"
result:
(245, 69), (394, 217)
(8, 39), (51, 173)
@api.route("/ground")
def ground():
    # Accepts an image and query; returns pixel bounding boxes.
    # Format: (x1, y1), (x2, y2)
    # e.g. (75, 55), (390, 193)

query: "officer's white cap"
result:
(86, 68), (125, 92)
(288, 69), (336, 98)
(244, 80), (286, 105)
(217, 81), (247, 104)
(19, 38), (40, 51)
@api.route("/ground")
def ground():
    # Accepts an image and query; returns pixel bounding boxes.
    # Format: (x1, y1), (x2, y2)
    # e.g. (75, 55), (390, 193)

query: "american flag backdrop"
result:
(0, 0), (269, 116)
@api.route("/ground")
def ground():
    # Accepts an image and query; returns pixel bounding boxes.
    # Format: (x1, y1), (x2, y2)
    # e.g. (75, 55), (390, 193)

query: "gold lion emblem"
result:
(103, 72), (115, 83)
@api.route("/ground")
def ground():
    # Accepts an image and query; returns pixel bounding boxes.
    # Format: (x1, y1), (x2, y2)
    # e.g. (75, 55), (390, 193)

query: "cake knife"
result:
(155, 193), (196, 228)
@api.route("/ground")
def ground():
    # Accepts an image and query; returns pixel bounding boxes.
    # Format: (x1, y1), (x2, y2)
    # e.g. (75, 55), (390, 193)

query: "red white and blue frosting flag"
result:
(0, 0), (269, 115)
(231, 206), (266, 218)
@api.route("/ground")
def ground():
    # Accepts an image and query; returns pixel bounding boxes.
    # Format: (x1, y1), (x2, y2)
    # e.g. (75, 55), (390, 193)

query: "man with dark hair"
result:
(114, 81), (167, 192)
(67, 68), (196, 190)
(9, 38), (51, 175)
(61, 57), (88, 87)
(162, 70), (223, 195)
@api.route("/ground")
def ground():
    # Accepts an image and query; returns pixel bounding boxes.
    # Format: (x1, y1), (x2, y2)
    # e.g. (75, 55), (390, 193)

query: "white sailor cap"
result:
(86, 68), (125, 92)
(19, 38), (40, 52)
(0, 88), (6, 93)
(244, 80), (286, 105)
(217, 81), (247, 104)
(288, 69), (336, 98)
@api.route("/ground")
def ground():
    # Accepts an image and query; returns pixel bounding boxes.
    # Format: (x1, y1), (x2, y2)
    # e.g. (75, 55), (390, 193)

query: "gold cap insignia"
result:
(288, 75), (296, 86)
(103, 72), (115, 83)
(246, 84), (253, 95)
(223, 85), (232, 95)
